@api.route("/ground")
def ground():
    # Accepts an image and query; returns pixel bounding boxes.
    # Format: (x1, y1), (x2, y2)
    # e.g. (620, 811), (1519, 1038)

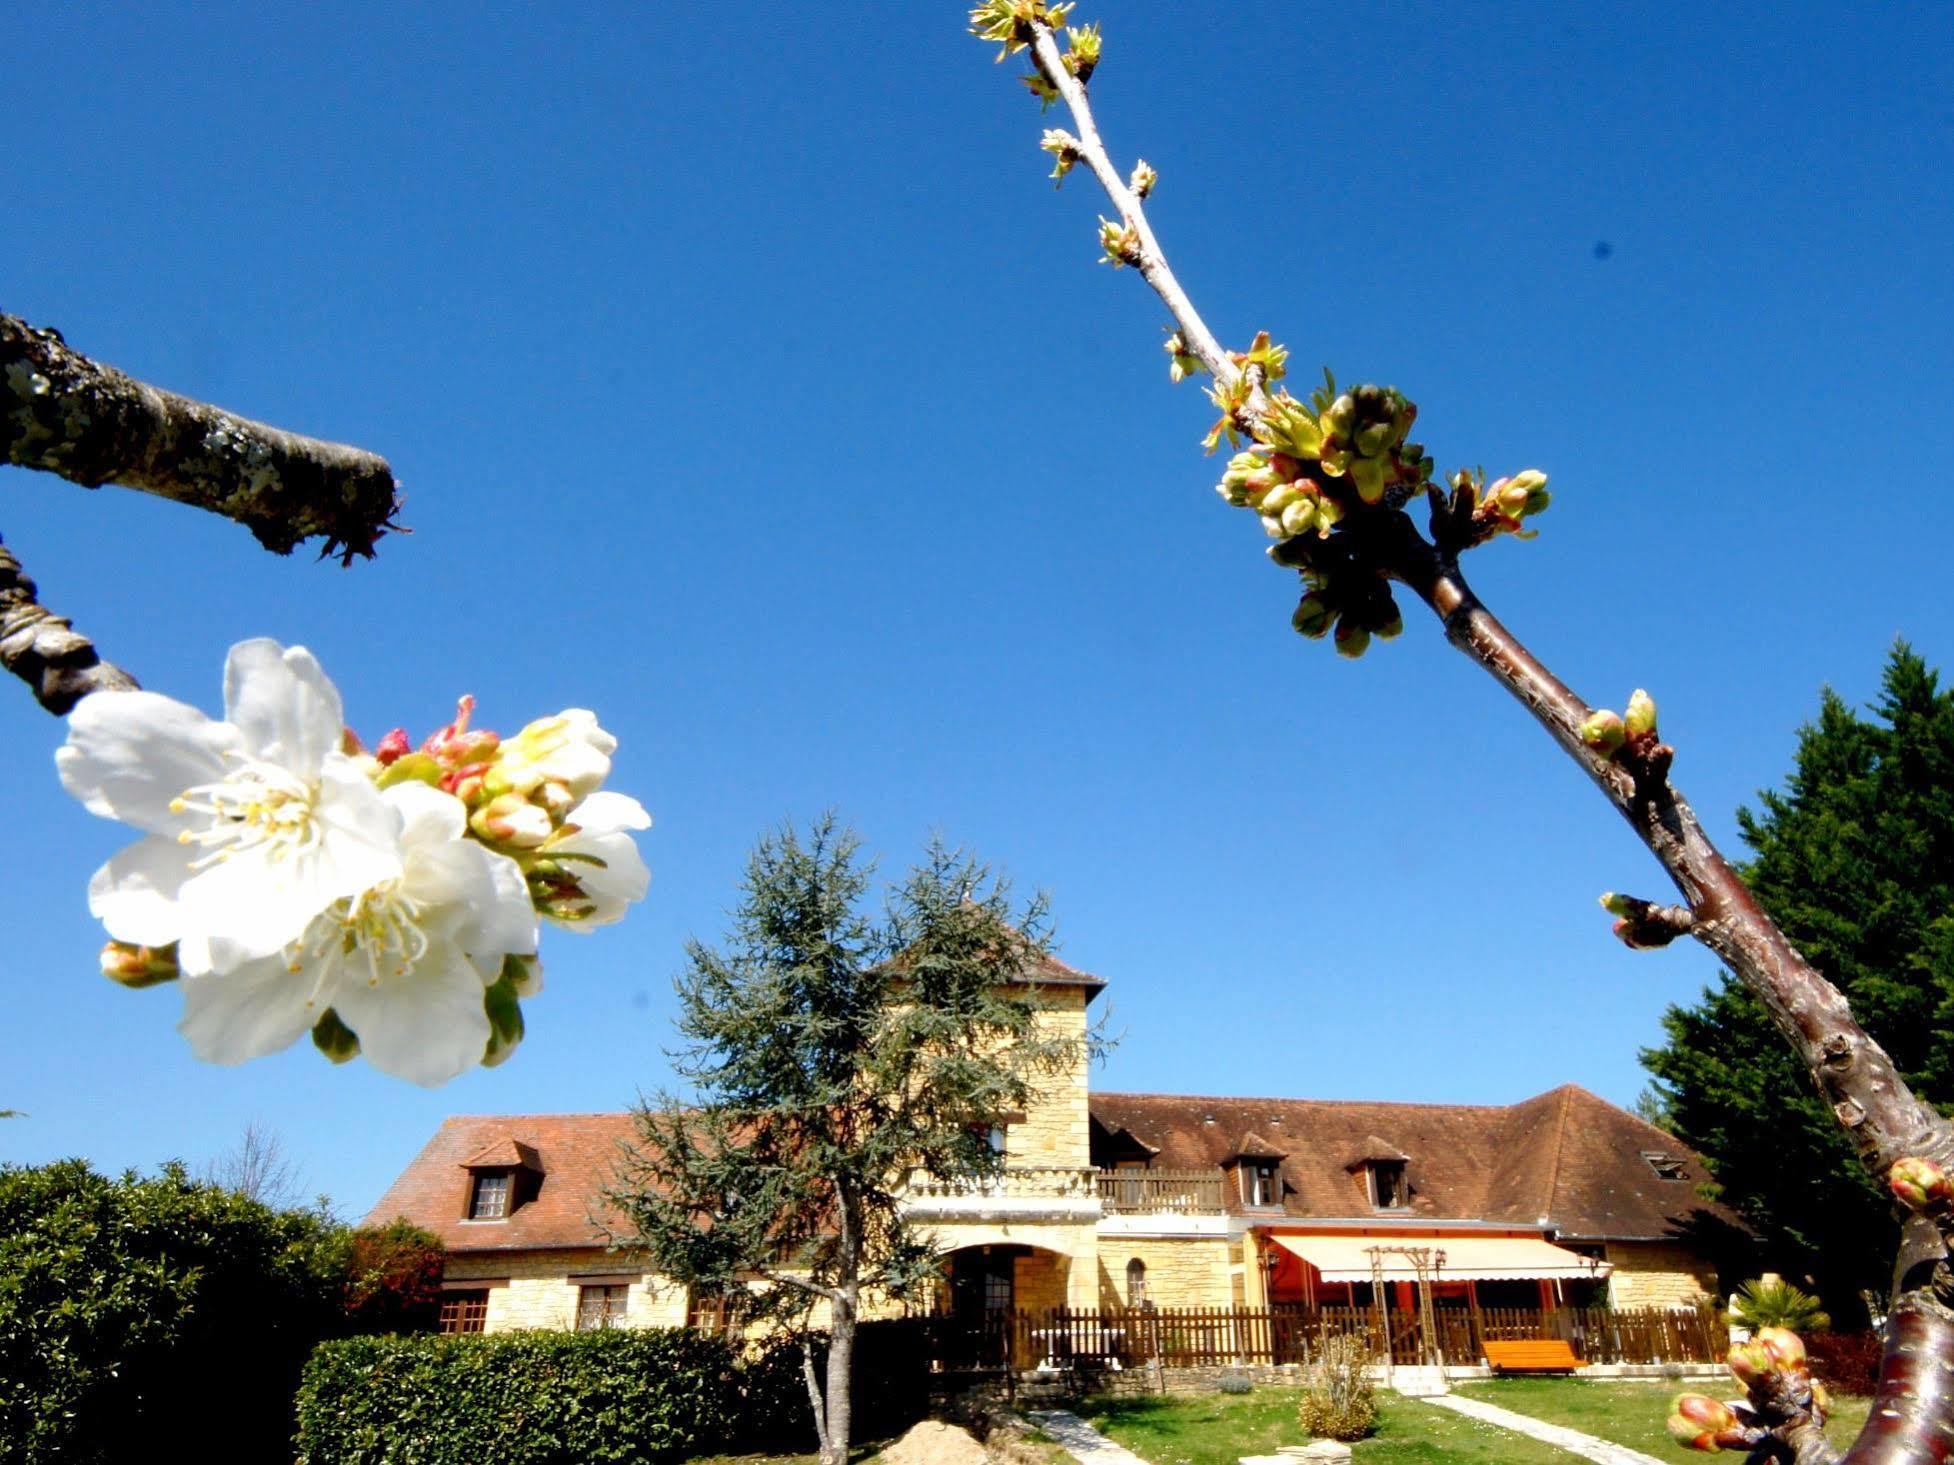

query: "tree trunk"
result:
(823, 1294), (857, 1465)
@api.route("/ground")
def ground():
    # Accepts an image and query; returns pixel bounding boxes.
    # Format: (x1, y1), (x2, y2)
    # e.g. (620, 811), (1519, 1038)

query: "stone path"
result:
(1023, 1409), (1150, 1465)
(1425, 1393), (1667, 1465)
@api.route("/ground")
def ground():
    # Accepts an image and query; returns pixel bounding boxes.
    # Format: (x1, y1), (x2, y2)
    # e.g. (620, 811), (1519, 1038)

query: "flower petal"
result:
(386, 781), (467, 851)
(57, 691), (241, 835)
(405, 840), (538, 982)
(331, 936), (493, 1087)
(86, 835), (199, 947)
(223, 639), (345, 778)
(548, 794), (651, 932)
(177, 961), (313, 1065)
(566, 791), (651, 832)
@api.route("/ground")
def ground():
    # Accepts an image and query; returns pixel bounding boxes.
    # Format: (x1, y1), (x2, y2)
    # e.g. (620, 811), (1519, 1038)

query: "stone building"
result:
(366, 954), (1742, 1338)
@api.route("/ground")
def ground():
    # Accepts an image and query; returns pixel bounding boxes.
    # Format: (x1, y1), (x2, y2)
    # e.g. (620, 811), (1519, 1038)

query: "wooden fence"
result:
(925, 1303), (1726, 1371)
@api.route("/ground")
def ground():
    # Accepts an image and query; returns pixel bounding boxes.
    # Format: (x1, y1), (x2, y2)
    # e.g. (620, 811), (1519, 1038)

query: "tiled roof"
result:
(1088, 1084), (1743, 1240)
(364, 1113), (642, 1251)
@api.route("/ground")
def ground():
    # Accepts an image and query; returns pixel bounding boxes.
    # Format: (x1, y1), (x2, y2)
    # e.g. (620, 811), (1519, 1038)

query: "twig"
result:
(0, 534), (138, 715)
(1027, 25), (1242, 390)
(3, 313), (400, 563)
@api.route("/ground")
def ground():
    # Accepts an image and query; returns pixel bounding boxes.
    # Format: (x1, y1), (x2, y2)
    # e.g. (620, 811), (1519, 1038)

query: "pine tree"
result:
(1643, 643), (1954, 1314)
(605, 816), (1080, 1465)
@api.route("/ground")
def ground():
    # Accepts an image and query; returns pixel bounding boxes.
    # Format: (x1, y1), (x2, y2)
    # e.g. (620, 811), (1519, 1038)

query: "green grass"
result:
(1453, 1378), (1873, 1462)
(1080, 1389), (1587, 1465)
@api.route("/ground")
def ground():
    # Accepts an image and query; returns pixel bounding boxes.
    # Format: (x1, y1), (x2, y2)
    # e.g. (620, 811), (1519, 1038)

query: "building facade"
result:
(366, 958), (1742, 1338)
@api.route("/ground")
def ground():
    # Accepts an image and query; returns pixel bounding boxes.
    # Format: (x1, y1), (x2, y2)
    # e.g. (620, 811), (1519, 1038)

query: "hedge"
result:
(297, 1329), (743, 1464)
(297, 1321), (934, 1463)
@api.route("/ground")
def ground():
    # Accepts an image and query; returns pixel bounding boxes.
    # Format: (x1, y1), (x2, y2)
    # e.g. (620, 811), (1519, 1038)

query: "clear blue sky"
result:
(3, 2), (1950, 1218)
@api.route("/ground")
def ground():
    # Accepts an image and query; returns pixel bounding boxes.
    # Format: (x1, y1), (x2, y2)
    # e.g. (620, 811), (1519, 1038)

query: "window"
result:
(1368, 1161), (1407, 1209)
(577, 1283), (630, 1331)
(1243, 1162), (1279, 1207)
(1642, 1151), (1687, 1180)
(1125, 1258), (1148, 1306)
(439, 1290), (490, 1334)
(469, 1171), (511, 1220)
(688, 1285), (736, 1336)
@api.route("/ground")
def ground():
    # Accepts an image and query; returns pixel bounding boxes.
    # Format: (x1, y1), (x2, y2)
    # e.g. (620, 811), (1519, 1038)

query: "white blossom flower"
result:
(57, 640), (400, 973)
(491, 709), (615, 799)
(179, 782), (540, 1086)
(537, 791), (652, 931)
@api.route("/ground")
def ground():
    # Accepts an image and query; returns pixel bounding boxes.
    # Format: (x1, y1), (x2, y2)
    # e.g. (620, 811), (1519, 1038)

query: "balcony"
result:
(1097, 1167), (1227, 1215)
(900, 1165), (1103, 1224)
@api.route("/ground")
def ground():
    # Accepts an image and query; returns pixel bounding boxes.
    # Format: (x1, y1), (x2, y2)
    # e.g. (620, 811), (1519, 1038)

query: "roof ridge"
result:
(1094, 1090), (1518, 1112)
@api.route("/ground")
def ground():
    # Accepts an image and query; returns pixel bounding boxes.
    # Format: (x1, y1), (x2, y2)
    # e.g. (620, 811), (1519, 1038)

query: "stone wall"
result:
(1003, 987), (1091, 1170)
(1605, 1240), (1715, 1308)
(444, 1246), (688, 1333)
(1094, 1236), (1238, 1309)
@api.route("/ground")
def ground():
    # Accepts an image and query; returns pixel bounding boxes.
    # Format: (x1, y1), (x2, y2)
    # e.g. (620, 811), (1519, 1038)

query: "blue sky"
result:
(3, 2), (1950, 1217)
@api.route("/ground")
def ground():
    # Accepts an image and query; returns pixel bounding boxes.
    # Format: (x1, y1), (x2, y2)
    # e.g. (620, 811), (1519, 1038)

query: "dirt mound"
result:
(874, 1420), (993, 1465)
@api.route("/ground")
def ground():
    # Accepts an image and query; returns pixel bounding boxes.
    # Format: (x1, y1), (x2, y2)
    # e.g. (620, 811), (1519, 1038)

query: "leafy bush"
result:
(1295, 1333), (1377, 1442)
(332, 1218), (446, 1334)
(1805, 1331), (1883, 1396)
(1729, 1276), (1831, 1333)
(297, 1329), (743, 1464)
(1216, 1369), (1254, 1394)
(0, 1159), (346, 1465)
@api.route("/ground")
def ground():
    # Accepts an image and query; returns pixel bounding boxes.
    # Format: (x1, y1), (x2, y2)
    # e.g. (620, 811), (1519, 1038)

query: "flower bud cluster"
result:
(1098, 216), (1142, 268)
(1041, 129), (1081, 182)
(1665, 1327), (1825, 1453)
(59, 640), (651, 1087)
(1472, 468), (1551, 537)
(1287, 553), (1404, 661)
(1890, 1156), (1954, 1211)
(969, 0), (1074, 61)
(1581, 689), (1669, 779)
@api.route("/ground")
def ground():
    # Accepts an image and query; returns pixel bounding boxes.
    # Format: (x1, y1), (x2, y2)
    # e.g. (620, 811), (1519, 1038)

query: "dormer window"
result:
(470, 1171), (512, 1220)
(1243, 1162), (1280, 1207)
(1368, 1160), (1408, 1210)
(460, 1137), (544, 1221)
(1642, 1150), (1687, 1180)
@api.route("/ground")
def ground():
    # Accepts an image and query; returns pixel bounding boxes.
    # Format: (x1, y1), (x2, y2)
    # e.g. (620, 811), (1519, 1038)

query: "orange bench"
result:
(1483, 1340), (1583, 1374)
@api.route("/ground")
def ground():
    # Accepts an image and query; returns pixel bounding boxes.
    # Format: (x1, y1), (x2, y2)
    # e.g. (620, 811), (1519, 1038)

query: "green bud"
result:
(1348, 455), (1387, 504)
(1581, 710), (1627, 754)
(1280, 498), (1320, 537)
(1324, 393), (1357, 439)
(1599, 891), (1636, 917)
(1334, 618), (1371, 659)
(1292, 594), (1335, 639)
(375, 751), (443, 790)
(1375, 609), (1404, 640)
(1253, 393), (1324, 459)
(1354, 420), (1394, 458)
(1508, 469), (1548, 494)
(311, 1008), (361, 1064)
(1129, 159), (1157, 199)
(1666, 1392), (1739, 1451)
(1625, 689), (1659, 738)
(100, 940), (178, 989)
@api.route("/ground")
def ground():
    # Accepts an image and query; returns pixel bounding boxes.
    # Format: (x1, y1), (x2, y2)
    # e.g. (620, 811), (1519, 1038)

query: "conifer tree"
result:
(606, 815), (1079, 1465)
(1644, 644), (1954, 1314)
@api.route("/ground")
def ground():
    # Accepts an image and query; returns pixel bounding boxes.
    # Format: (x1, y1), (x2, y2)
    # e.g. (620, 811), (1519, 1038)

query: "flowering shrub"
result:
(1296, 1331), (1377, 1442)
(57, 639), (650, 1085)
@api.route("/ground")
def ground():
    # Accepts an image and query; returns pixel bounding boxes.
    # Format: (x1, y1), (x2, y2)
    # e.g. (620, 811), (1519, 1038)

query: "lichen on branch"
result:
(2, 313), (400, 563)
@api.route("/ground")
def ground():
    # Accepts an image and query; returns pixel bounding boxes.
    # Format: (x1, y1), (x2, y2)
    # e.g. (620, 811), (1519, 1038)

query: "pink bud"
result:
(375, 728), (411, 765)
(1727, 1338), (1777, 1387)
(1666, 1393), (1738, 1451)
(1754, 1327), (1807, 1373)
(1890, 1157), (1951, 1211)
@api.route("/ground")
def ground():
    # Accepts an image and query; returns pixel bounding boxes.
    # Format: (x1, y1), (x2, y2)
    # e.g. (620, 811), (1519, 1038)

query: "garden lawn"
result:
(1454, 1379), (1873, 1462)
(1081, 1389), (1586, 1464)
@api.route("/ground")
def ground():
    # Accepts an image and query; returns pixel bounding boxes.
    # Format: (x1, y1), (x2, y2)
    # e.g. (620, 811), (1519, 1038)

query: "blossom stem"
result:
(2, 312), (400, 563)
(0, 533), (138, 715)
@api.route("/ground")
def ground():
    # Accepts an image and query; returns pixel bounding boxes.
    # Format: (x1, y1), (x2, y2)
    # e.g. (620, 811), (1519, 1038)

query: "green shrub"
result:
(0, 1158), (347, 1465)
(1295, 1333), (1376, 1442)
(1729, 1277), (1831, 1333)
(296, 1329), (743, 1464)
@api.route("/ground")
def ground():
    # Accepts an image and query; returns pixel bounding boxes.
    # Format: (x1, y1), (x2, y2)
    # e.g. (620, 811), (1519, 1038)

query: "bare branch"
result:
(1026, 24), (1241, 389)
(0, 534), (138, 715)
(3, 313), (400, 563)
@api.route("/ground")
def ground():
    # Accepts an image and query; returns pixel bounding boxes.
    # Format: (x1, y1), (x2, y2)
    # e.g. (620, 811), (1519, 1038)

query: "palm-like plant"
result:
(1730, 1276), (1832, 1333)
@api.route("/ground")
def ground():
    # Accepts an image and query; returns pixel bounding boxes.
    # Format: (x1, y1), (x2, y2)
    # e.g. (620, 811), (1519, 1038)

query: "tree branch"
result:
(1027, 24), (1240, 388)
(0, 534), (138, 715)
(990, 19), (1954, 1460)
(751, 1264), (845, 1307)
(2, 313), (400, 563)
